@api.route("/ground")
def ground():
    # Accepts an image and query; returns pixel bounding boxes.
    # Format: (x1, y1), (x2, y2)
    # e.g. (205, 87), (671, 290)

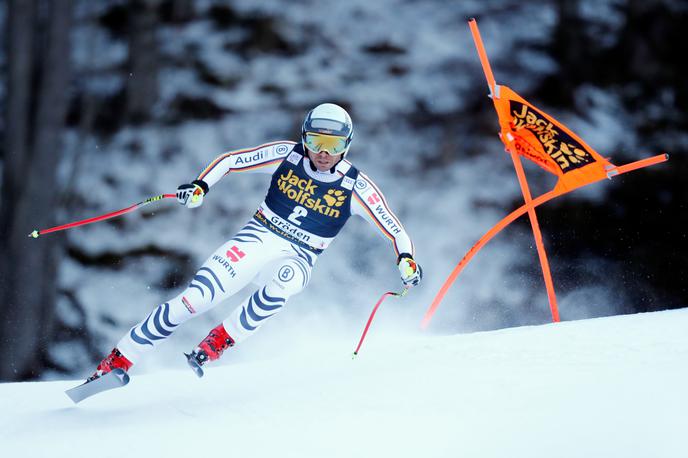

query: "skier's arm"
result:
(351, 173), (422, 286)
(197, 140), (297, 188)
(351, 172), (415, 259)
(176, 141), (295, 208)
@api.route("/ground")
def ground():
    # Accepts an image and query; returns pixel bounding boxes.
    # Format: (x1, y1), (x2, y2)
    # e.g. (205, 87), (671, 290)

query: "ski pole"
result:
(28, 193), (176, 239)
(352, 286), (410, 358)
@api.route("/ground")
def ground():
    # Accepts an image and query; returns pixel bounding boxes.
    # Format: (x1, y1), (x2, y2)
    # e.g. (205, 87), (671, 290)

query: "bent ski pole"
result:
(28, 193), (176, 239)
(353, 286), (409, 358)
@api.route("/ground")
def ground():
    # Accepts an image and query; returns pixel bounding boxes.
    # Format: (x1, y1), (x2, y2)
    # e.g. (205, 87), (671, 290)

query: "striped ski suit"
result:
(117, 141), (414, 364)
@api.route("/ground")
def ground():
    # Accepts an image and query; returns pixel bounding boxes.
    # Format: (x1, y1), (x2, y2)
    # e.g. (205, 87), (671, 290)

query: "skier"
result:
(88, 103), (422, 381)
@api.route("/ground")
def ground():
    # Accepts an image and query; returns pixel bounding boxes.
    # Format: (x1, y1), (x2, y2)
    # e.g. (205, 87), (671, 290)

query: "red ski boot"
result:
(88, 348), (133, 382)
(186, 324), (235, 377)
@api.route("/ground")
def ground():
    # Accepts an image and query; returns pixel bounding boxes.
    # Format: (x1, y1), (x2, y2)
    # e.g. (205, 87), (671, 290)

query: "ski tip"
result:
(65, 383), (87, 404)
(28, 230), (40, 239)
(65, 369), (129, 404)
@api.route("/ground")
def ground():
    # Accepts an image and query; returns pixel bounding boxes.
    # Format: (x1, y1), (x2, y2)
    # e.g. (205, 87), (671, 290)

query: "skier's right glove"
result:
(398, 253), (422, 287)
(176, 179), (209, 208)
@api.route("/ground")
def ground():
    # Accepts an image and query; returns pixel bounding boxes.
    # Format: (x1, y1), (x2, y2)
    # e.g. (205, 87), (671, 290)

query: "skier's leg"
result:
(222, 255), (314, 345)
(112, 220), (279, 367)
(189, 254), (314, 366)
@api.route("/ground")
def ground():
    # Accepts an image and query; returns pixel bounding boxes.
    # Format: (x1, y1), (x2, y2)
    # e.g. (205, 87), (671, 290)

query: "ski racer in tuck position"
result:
(88, 103), (423, 380)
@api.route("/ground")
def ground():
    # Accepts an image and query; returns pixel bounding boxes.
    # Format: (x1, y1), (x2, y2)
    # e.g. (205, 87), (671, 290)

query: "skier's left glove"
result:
(398, 253), (422, 287)
(176, 179), (209, 209)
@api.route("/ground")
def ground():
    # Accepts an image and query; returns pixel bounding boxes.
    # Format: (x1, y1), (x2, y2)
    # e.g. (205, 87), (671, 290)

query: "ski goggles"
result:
(303, 132), (349, 156)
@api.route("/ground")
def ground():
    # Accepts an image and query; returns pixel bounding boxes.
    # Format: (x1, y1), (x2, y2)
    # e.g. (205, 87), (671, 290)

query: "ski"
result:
(65, 369), (130, 404)
(184, 352), (205, 378)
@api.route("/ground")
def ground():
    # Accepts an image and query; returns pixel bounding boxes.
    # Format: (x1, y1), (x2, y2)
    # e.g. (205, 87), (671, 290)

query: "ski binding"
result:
(184, 352), (205, 378)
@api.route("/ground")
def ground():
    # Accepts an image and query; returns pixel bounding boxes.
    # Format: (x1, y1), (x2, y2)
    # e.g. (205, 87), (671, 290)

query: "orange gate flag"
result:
(420, 18), (669, 330)
(494, 85), (612, 193)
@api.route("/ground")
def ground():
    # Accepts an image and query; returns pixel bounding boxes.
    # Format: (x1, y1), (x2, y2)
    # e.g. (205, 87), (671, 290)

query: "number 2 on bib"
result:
(288, 206), (308, 226)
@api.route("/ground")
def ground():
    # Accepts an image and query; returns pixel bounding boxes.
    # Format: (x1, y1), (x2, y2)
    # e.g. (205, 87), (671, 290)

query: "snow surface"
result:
(2, 308), (687, 458)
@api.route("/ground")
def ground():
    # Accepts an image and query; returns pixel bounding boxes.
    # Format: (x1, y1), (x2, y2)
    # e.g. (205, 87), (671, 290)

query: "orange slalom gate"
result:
(421, 19), (668, 329)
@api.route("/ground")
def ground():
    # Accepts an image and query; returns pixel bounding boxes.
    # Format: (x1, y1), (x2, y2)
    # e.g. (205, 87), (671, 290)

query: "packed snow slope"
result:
(2, 308), (687, 458)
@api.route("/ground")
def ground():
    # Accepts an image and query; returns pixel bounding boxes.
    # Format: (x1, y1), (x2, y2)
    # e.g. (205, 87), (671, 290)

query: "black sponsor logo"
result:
(510, 101), (594, 172)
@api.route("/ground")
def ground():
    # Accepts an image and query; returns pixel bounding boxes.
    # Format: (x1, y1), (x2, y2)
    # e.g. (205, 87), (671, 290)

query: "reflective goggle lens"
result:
(304, 132), (348, 156)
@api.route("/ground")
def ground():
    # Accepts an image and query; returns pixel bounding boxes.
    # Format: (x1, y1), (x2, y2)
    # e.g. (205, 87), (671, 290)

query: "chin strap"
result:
(331, 154), (344, 173)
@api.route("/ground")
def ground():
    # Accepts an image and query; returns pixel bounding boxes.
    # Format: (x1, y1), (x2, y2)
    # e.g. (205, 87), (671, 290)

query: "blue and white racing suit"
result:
(117, 141), (415, 363)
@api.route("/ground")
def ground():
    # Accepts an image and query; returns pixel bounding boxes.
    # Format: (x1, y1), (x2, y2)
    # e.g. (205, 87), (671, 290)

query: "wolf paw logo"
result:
(323, 189), (346, 207)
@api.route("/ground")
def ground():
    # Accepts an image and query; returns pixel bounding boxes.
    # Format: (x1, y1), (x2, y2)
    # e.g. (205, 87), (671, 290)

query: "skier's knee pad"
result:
(269, 258), (311, 298)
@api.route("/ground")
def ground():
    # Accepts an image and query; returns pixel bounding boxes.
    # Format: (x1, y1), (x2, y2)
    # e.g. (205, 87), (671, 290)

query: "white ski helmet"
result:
(301, 103), (354, 157)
